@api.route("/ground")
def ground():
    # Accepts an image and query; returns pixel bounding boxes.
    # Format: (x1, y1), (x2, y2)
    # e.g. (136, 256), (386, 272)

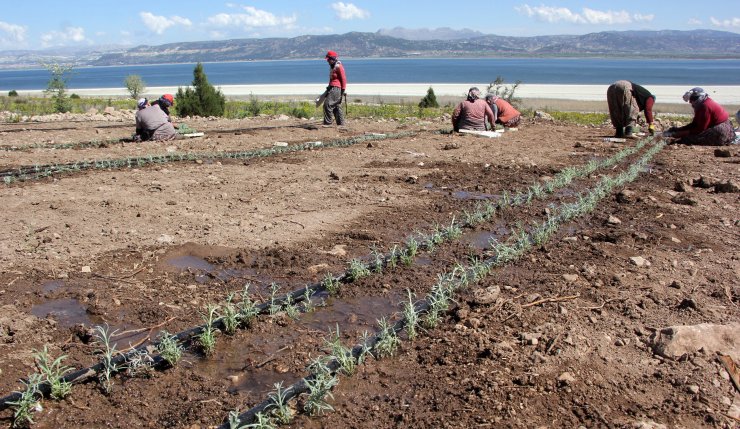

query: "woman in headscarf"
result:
(664, 88), (734, 145)
(485, 93), (522, 129)
(451, 87), (495, 132)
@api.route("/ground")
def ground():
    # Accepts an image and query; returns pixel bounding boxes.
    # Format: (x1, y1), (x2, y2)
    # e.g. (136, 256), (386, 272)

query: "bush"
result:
(70, 93), (80, 99)
(486, 76), (521, 105)
(175, 63), (226, 117)
(43, 63), (74, 113)
(418, 87), (439, 108)
(124, 75), (146, 99)
(8, 90), (18, 97)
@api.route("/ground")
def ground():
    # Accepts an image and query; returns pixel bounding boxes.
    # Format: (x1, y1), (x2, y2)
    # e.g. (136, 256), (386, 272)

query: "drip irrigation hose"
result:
(224, 138), (666, 427)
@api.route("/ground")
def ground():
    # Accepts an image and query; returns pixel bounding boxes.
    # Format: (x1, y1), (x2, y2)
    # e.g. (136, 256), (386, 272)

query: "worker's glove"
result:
(648, 124), (655, 135)
(341, 89), (346, 97)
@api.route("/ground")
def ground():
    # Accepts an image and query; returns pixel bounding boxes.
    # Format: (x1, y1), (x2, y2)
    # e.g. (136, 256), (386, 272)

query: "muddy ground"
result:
(0, 109), (738, 429)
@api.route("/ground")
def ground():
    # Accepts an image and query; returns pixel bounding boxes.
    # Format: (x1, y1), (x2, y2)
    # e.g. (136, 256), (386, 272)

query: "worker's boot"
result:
(625, 126), (635, 138)
(615, 127), (624, 138)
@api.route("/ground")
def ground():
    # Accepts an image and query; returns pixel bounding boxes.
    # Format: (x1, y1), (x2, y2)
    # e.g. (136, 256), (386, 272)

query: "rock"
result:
(668, 280), (681, 289)
(686, 384), (700, 394)
(616, 190), (636, 203)
(607, 215), (622, 225)
(157, 234), (174, 243)
(649, 323), (740, 361)
(521, 332), (540, 345)
(671, 194), (697, 206)
(406, 175), (418, 184)
(471, 285), (500, 305)
(713, 148), (732, 158)
(562, 274), (579, 283)
(631, 421), (668, 429)
(329, 171), (340, 180)
(535, 111), (554, 121)
(273, 141), (288, 147)
(326, 244), (347, 256)
(557, 372), (576, 385)
(692, 176), (714, 189)
(677, 298), (699, 311)
(714, 180), (739, 193)
(103, 106), (115, 115)
(443, 142), (459, 150)
(81, 266), (91, 273)
(307, 263), (329, 275)
(629, 256), (651, 267)
(276, 114), (290, 121)
(226, 375), (240, 385)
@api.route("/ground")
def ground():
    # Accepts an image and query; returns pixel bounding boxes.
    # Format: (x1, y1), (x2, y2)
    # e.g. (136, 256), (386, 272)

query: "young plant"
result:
(387, 245), (399, 269)
(374, 317), (401, 359)
(197, 304), (219, 356)
(399, 248), (414, 266)
(402, 290), (420, 341)
(347, 259), (370, 282)
(245, 412), (277, 429)
(7, 373), (43, 428)
(304, 358), (339, 416)
(370, 245), (385, 273)
(239, 284), (260, 327)
(284, 294), (300, 320)
(405, 235), (419, 258)
(221, 293), (240, 335)
(268, 283), (282, 315)
(93, 324), (121, 394)
(302, 286), (316, 312)
(157, 331), (183, 367)
(125, 349), (154, 378)
(33, 345), (72, 400)
(322, 273), (341, 296)
(324, 325), (356, 375)
(443, 217), (463, 240)
(268, 381), (293, 424)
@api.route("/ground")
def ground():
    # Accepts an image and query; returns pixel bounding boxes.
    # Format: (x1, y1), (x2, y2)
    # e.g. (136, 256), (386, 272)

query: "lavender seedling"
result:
(374, 317), (401, 359)
(197, 304), (219, 356)
(284, 294), (300, 320)
(402, 290), (420, 341)
(33, 345), (72, 399)
(7, 373), (43, 428)
(387, 245), (399, 269)
(370, 245), (385, 273)
(239, 284), (259, 327)
(405, 235), (419, 257)
(221, 293), (240, 335)
(304, 358), (339, 416)
(324, 325), (356, 375)
(125, 349), (154, 378)
(268, 381), (293, 424)
(323, 273), (341, 296)
(347, 259), (370, 282)
(94, 324), (121, 394)
(268, 282), (282, 315)
(157, 331), (183, 367)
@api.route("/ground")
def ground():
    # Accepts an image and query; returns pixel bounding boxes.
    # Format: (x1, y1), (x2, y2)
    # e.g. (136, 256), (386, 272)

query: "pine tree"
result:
(418, 87), (439, 108)
(175, 63), (226, 117)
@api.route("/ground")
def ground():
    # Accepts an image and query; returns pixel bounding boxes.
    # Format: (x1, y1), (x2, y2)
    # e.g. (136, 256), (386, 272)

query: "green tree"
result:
(8, 90), (18, 97)
(124, 74), (146, 99)
(418, 87), (439, 108)
(175, 63), (226, 117)
(486, 76), (521, 105)
(42, 63), (74, 113)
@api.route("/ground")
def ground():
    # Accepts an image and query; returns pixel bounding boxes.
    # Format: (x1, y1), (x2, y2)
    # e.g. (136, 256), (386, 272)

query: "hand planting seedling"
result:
(33, 345), (72, 400)
(93, 325), (121, 394)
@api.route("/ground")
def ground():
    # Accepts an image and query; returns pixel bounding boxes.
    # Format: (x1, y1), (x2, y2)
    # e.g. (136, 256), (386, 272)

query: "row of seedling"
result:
(224, 139), (666, 428)
(1, 137), (658, 426)
(0, 131), (415, 184)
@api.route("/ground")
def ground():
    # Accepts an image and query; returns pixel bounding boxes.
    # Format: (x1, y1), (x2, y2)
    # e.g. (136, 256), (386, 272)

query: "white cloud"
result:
(687, 18), (703, 25)
(517, 4), (652, 25)
(0, 21), (27, 46)
(331, 2), (370, 20)
(709, 17), (740, 28)
(140, 12), (192, 35)
(206, 6), (296, 28)
(40, 27), (88, 47)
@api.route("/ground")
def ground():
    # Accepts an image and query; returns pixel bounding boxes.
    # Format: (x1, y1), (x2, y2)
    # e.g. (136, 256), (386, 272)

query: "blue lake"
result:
(1, 58), (739, 91)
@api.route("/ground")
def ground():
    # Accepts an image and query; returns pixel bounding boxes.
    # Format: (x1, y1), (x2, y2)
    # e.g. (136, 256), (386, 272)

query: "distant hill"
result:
(377, 27), (485, 41)
(0, 30), (738, 69)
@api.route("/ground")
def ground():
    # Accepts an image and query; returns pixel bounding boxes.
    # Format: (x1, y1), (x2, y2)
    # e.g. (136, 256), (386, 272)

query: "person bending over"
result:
(606, 80), (655, 138)
(135, 102), (178, 142)
(663, 87), (734, 146)
(452, 87), (495, 132)
(485, 93), (521, 129)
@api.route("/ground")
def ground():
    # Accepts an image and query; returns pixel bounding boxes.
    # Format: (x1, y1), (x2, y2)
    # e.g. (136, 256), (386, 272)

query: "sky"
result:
(1, 1), (739, 50)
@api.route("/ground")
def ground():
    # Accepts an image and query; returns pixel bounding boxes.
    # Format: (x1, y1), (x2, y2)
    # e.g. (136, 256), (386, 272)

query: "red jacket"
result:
(452, 99), (495, 131)
(329, 61), (347, 90)
(682, 97), (729, 135)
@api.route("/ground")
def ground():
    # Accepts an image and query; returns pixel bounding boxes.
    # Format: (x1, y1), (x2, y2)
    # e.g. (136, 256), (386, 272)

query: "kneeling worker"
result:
(135, 100), (178, 141)
(485, 93), (521, 129)
(606, 80), (655, 138)
(663, 87), (735, 146)
(452, 87), (495, 132)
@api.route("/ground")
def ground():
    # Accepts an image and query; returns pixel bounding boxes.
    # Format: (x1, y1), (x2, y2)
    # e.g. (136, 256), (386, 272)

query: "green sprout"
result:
(323, 273), (341, 296)
(93, 324), (121, 394)
(268, 381), (293, 424)
(402, 290), (420, 341)
(156, 331), (183, 367)
(374, 317), (401, 359)
(7, 373), (43, 428)
(197, 304), (219, 356)
(324, 325), (356, 375)
(239, 284), (259, 327)
(347, 259), (370, 282)
(222, 293), (240, 335)
(33, 345), (72, 399)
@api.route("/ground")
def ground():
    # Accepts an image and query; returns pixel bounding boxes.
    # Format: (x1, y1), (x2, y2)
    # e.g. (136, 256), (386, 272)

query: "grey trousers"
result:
(607, 80), (638, 129)
(323, 86), (345, 125)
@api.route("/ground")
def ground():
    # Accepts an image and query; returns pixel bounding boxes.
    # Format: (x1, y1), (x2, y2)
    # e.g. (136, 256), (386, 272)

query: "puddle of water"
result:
(452, 190), (496, 200)
(415, 255), (433, 266)
(42, 280), (64, 293)
(31, 298), (92, 327)
(464, 224), (510, 250)
(167, 255), (264, 284)
(303, 291), (404, 334)
(168, 255), (215, 271)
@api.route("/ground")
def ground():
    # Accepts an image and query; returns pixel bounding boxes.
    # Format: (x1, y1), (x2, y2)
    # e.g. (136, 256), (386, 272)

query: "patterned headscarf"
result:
(467, 87), (481, 102)
(682, 87), (708, 105)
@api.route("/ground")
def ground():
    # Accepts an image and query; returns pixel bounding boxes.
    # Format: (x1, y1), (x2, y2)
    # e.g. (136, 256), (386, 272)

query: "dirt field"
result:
(0, 109), (738, 429)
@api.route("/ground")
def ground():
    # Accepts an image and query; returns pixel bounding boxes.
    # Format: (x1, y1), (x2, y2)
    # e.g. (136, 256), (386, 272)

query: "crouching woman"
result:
(664, 87), (735, 146)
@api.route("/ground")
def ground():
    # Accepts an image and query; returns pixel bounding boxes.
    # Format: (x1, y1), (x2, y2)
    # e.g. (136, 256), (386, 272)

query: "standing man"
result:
(606, 80), (656, 138)
(323, 50), (347, 127)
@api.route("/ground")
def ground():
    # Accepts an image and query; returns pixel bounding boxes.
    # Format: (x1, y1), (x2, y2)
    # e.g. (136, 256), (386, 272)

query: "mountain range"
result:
(1, 29), (738, 69)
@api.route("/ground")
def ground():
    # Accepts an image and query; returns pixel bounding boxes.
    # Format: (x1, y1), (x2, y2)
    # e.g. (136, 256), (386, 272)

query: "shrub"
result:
(124, 74), (146, 99)
(418, 87), (439, 108)
(42, 62), (74, 113)
(8, 90), (18, 97)
(70, 93), (80, 99)
(175, 63), (226, 117)
(486, 76), (521, 105)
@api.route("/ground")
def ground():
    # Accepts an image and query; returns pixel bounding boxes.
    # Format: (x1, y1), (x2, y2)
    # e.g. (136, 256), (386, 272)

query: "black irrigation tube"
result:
(0, 136), (654, 411)
(225, 139), (667, 427)
(0, 139), (125, 152)
(0, 131), (416, 183)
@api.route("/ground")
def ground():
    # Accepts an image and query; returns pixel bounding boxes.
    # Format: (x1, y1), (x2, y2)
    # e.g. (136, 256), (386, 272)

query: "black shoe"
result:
(624, 126), (634, 137)
(615, 127), (624, 138)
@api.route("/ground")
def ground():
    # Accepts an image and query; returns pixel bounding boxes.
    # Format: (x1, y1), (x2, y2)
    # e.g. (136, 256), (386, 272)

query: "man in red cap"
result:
(322, 50), (347, 127)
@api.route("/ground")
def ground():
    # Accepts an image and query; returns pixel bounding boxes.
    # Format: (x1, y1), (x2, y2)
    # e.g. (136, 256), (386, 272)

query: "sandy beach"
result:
(15, 83), (740, 112)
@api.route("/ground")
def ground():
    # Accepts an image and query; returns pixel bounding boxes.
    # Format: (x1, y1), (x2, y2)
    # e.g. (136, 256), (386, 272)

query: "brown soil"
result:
(0, 112), (738, 429)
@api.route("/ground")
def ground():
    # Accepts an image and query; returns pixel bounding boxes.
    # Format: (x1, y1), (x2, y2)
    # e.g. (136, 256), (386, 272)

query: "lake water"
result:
(1, 58), (738, 91)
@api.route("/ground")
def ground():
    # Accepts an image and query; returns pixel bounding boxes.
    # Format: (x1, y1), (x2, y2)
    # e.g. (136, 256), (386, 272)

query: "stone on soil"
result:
(629, 256), (650, 267)
(671, 194), (698, 206)
(471, 285), (500, 305)
(607, 215), (622, 225)
(649, 323), (740, 361)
